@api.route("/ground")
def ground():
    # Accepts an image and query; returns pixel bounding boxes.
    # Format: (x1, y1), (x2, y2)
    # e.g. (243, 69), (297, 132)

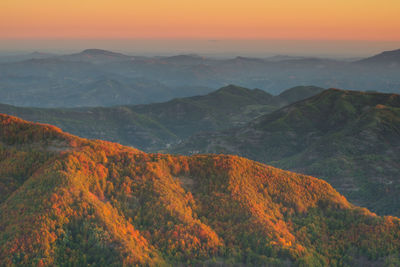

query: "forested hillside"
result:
(0, 114), (400, 266)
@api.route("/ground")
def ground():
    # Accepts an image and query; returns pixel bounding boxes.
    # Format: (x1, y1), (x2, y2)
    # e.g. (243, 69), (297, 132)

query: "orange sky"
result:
(1, 0), (400, 40)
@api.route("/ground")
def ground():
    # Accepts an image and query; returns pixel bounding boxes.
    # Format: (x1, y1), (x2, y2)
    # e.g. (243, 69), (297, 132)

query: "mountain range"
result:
(0, 48), (400, 107)
(172, 89), (400, 216)
(1, 113), (400, 266)
(0, 85), (324, 151)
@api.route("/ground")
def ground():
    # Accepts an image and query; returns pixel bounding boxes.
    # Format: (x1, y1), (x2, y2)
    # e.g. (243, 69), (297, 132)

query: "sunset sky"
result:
(1, 0), (399, 55)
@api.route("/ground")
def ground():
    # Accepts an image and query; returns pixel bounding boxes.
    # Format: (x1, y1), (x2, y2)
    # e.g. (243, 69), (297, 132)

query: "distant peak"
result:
(80, 49), (127, 57)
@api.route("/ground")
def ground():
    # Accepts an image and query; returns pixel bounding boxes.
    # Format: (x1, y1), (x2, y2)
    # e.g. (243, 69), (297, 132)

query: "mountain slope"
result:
(0, 113), (400, 266)
(172, 89), (400, 216)
(0, 85), (322, 151)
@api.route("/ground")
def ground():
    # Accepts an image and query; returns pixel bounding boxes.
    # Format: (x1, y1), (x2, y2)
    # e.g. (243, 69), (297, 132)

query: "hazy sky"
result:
(1, 0), (400, 56)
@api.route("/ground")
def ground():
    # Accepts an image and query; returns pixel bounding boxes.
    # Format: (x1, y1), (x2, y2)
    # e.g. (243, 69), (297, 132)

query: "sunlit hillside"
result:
(1, 114), (399, 266)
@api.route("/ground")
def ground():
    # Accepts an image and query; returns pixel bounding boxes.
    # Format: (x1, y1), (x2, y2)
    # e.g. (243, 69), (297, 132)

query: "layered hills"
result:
(0, 85), (323, 151)
(0, 113), (400, 266)
(1, 48), (400, 108)
(172, 89), (400, 216)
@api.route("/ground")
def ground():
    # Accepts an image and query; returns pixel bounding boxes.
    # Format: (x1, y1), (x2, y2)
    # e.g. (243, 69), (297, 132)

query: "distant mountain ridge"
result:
(81, 48), (128, 56)
(1, 113), (400, 266)
(60, 49), (133, 63)
(1, 48), (400, 108)
(0, 85), (323, 151)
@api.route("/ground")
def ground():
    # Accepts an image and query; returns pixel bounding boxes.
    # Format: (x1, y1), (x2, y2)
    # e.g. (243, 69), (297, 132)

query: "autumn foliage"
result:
(0, 114), (399, 266)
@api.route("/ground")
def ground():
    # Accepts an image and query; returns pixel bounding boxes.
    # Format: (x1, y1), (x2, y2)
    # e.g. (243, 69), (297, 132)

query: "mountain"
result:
(0, 85), (323, 151)
(357, 48), (400, 66)
(60, 49), (133, 63)
(1, 113), (400, 266)
(172, 89), (400, 216)
(132, 85), (283, 137)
